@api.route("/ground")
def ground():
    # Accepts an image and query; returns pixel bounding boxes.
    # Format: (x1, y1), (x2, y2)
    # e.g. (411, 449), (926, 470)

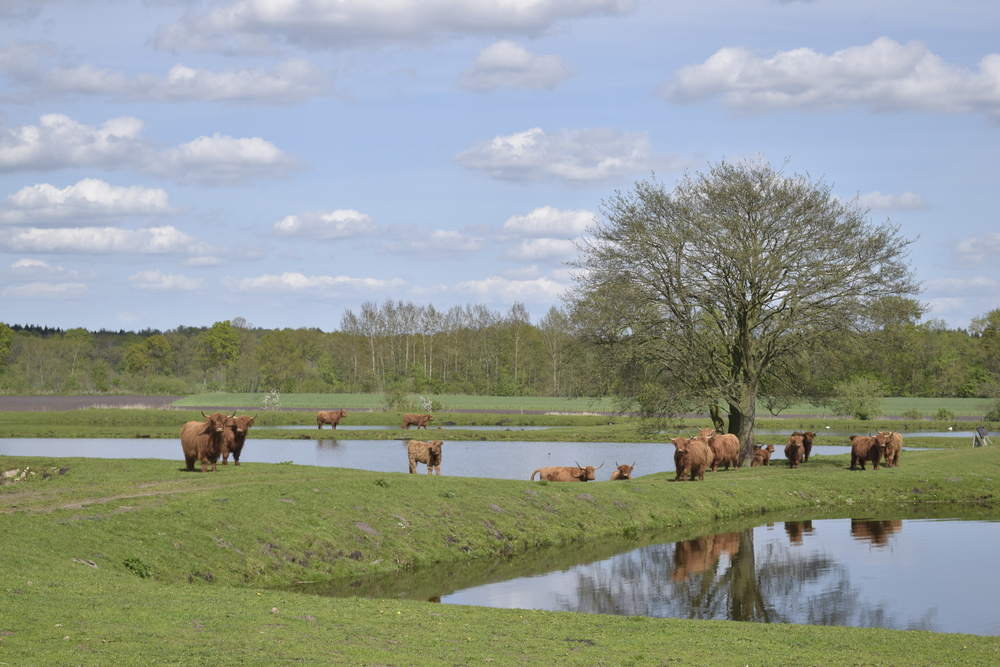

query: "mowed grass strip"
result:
(2, 445), (1000, 664)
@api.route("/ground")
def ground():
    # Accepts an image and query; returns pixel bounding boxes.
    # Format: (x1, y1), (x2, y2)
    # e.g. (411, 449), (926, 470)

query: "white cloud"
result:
(383, 229), (484, 258)
(224, 272), (405, 294)
(925, 297), (967, 315)
(502, 205), (594, 237)
(154, 0), (632, 54)
(0, 178), (175, 226)
(455, 126), (682, 185)
(664, 37), (1000, 119)
(954, 233), (1000, 265)
(2, 281), (88, 299)
(127, 270), (206, 291)
(274, 209), (377, 239)
(856, 190), (930, 211)
(29, 59), (327, 104)
(0, 114), (303, 186)
(924, 276), (1000, 296)
(7, 257), (95, 279)
(0, 225), (218, 258)
(455, 275), (568, 303)
(457, 41), (575, 91)
(503, 237), (578, 262)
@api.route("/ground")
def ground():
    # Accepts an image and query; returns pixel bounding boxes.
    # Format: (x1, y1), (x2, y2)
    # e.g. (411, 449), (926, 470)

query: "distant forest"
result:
(1, 299), (999, 403)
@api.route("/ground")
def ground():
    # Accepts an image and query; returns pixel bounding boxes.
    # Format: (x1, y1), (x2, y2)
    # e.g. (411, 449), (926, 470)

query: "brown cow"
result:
(407, 439), (444, 475)
(784, 434), (805, 468)
(221, 413), (255, 466)
(180, 411), (234, 472)
(316, 409), (348, 430)
(402, 413), (434, 430)
(698, 428), (716, 438)
(531, 462), (603, 482)
(610, 461), (635, 481)
(707, 433), (739, 472)
(793, 431), (817, 462)
(850, 434), (888, 470)
(878, 431), (902, 467)
(751, 443), (776, 467)
(671, 436), (713, 482)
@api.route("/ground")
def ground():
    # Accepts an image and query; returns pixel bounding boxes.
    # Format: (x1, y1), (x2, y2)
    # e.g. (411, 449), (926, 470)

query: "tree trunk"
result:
(729, 401), (757, 466)
(709, 404), (726, 433)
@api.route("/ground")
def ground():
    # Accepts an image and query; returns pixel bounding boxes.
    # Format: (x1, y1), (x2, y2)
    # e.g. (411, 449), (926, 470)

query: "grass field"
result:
(2, 442), (999, 664)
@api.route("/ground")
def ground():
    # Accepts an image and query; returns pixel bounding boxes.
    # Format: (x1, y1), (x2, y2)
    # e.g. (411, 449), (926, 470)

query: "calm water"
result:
(756, 428), (977, 438)
(441, 518), (1000, 635)
(270, 424), (552, 431)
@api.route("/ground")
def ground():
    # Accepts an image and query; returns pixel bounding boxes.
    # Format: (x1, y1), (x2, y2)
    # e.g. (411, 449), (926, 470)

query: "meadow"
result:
(2, 423), (1000, 665)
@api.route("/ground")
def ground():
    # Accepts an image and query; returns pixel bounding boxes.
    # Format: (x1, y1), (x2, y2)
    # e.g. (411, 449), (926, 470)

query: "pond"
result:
(755, 428), (979, 439)
(0, 438), (927, 479)
(268, 424), (553, 431)
(308, 517), (1000, 636)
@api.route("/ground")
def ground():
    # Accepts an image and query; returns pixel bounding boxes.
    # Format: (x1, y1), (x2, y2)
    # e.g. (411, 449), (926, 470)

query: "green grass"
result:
(169, 393), (628, 412)
(776, 396), (995, 417)
(2, 445), (1000, 664)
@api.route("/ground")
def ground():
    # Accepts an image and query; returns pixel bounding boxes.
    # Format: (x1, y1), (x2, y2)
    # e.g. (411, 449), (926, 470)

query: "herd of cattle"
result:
(179, 410), (903, 481)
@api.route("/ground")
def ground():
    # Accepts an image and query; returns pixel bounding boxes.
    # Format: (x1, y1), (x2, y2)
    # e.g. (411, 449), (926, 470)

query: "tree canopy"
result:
(570, 158), (920, 462)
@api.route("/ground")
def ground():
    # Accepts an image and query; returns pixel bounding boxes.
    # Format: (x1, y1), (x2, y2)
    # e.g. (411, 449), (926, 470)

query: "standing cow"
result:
(878, 431), (903, 467)
(402, 414), (434, 429)
(316, 409), (348, 429)
(751, 443), (775, 467)
(671, 437), (713, 482)
(407, 439), (444, 475)
(850, 434), (888, 471)
(708, 433), (740, 472)
(221, 413), (255, 466)
(531, 462), (603, 482)
(793, 431), (817, 462)
(180, 411), (234, 472)
(784, 434), (805, 469)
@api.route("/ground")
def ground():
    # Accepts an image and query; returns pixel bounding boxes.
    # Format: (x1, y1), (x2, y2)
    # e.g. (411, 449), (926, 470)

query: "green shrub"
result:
(826, 376), (884, 420)
(934, 408), (956, 421)
(901, 409), (925, 420)
(123, 557), (152, 579)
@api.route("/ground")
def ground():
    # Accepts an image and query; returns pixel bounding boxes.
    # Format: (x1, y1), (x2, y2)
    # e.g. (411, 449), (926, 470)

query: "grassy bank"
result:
(2, 444), (999, 664)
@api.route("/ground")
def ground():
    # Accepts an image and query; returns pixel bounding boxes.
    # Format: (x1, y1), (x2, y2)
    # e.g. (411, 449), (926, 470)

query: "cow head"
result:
(671, 437), (690, 454)
(873, 432), (890, 455)
(233, 414), (256, 434)
(698, 428), (716, 438)
(575, 461), (603, 481)
(614, 461), (635, 480)
(202, 411), (231, 434)
(338, 409), (348, 418)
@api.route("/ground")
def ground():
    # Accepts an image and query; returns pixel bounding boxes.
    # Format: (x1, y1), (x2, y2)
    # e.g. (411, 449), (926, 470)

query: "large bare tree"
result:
(571, 158), (919, 463)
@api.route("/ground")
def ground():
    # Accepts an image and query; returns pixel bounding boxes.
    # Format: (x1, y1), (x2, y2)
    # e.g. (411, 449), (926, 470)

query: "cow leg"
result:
(408, 459), (417, 474)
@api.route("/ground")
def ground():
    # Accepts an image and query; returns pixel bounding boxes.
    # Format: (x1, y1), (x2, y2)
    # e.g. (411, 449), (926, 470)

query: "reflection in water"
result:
(784, 520), (814, 545)
(850, 519), (903, 547)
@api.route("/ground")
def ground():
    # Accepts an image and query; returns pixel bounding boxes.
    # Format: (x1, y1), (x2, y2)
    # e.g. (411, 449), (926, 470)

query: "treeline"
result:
(1, 299), (999, 400)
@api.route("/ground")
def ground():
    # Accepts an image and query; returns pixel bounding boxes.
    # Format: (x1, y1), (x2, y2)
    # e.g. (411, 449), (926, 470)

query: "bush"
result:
(826, 376), (884, 420)
(985, 400), (1000, 422)
(901, 409), (925, 420)
(934, 408), (956, 421)
(123, 557), (152, 579)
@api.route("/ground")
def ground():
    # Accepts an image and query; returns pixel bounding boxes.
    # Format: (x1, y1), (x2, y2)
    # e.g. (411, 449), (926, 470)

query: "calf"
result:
(850, 434), (887, 471)
(784, 435), (805, 469)
(531, 462), (603, 482)
(402, 413), (434, 429)
(671, 436), (713, 482)
(316, 409), (348, 430)
(610, 461), (635, 481)
(407, 439), (444, 475)
(751, 443), (775, 467)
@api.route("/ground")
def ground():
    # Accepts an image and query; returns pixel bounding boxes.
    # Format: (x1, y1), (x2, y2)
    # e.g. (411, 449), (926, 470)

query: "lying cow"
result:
(671, 436), (713, 482)
(531, 461), (603, 482)
(402, 413), (434, 430)
(221, 413), (255, 466)
(610, 461), (635, 481)
(408, 439), (444, 475)
(180, 410), (234, 472)
(751, 443), (775, 467)
(878, 431), (903, 467)
(850, 434), (887, 471)
(316, 409), (348, 430)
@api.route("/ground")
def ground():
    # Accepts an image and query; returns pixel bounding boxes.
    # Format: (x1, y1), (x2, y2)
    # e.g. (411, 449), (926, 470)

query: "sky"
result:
(0, 0), (998, 333)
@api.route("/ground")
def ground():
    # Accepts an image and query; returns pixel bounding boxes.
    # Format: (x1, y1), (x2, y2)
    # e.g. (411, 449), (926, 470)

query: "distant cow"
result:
(671, 436), (713, 482)
(610, 461), (635, 481)
(221, 413), (255, 466)
(878, 431), (902, 467)
(793, 431), (817, 462)
(751, 443), (776, 467)
(531, 462), (603, 482)
(708, 433), (740, 472)
(316, 409), (348, 430)
(784, 435), (805, 469)
(408, 439), (444, 475)
(402, 414), (434, 430)
(850, 434), (888, 471)
(180, 411), (234, 472)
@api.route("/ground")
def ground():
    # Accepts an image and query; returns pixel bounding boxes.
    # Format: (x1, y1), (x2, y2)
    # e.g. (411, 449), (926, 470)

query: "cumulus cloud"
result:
(456, 127), (683, 185)
(664, 38), (1000, 119)
(0, 114), (303, 186)
(2, 281), (88, 299)
(0, 225), (219, 259)
(224, 272), (404, 294)
(154, 0), (632, 54)
(383, 229), (484, 258)
(954, 232), (1000, 265)
(127, 270), (206, 291)
(856, 190), (930, 211)
(455, 275), (568, 303)
(0, 178), (175, 226)
(502, 205), (594, 237)
(924, 276), (1000, 295)
(6, 257), (95, 280)
(503, 237), (578, 262)
(457, 41), (575, 91)
(274, 209), (377, 239)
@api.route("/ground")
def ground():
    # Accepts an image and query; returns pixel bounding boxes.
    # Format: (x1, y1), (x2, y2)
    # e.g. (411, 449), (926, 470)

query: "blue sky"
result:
(1, 0), (998, 331)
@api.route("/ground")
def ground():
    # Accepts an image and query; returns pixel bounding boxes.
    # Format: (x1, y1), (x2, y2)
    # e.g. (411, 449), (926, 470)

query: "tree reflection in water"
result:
(555, 520), (923, 629)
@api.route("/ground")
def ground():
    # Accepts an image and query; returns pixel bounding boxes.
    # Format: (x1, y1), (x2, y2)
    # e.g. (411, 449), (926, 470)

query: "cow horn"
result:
(631, 461), (636, 467)
(575, 461), (582, 469)
(596, 461), (604, 470)
(201, 410), (207, 418)
(230, 409), (238, 417)
(251, 412), (257, 419)
(616, 461), (620, 467)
